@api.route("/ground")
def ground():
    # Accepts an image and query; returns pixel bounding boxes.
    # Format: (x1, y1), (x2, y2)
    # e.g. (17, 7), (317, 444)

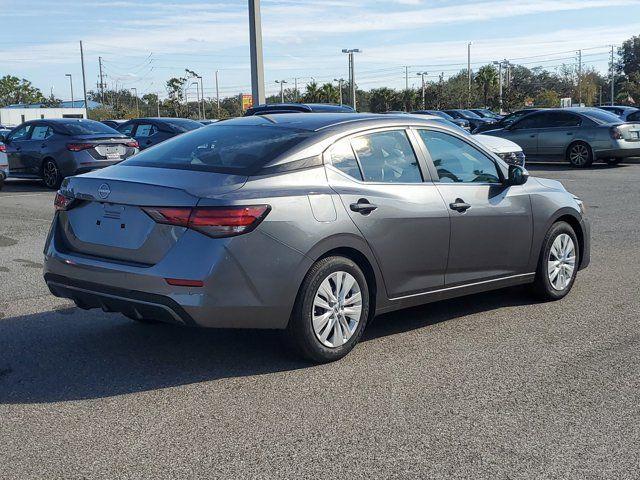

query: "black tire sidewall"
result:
(567, 142), (593, 168)
(534, 222), (580, 300)
(289, 256), (370, 363)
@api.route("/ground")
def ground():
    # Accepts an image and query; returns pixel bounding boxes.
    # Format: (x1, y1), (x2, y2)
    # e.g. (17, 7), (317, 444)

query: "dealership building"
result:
(0, 100), (101, 127)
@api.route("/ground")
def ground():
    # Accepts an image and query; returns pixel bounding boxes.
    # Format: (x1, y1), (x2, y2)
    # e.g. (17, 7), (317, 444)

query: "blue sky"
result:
(0, 0), (638, 101)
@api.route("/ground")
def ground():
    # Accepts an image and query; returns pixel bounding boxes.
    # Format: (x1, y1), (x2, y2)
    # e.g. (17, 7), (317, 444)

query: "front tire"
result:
(42, 158), (62, 189)
(287, 256), (370, 363)
(567, 141), (593, 168)
(531, 221), (580, 300)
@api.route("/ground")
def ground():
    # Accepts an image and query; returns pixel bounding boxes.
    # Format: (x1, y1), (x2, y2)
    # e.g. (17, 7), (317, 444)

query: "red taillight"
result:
(142, 205), (270, 238)
(125, 140), (139, 149)
(0, 144), (6, 153)
(54, 192), (75, 211)
(66, 143), (94, 152)
(610, 127), (623, 140)
(165, 278), (204, 287)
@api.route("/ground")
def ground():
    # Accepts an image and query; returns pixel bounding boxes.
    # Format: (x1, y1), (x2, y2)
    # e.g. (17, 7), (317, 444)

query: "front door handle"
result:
(350, 199), (378, 215)
(449, 198), (471, 213)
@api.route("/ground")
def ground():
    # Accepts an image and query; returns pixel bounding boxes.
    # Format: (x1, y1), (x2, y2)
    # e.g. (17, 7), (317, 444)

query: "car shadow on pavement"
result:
(1, 179), (50, 194)
(526, 162), (633, 172)
(0, 286), (539, 404)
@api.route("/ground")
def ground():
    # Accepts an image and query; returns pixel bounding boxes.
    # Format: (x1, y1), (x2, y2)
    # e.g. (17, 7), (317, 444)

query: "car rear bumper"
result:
(43, 216), (312, 329)
(595, 145), (640, 159)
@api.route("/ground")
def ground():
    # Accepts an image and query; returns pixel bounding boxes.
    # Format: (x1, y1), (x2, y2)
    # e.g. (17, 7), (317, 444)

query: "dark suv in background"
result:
(0, 119), (138, 189)
(117, 118), (203, 150)
(244, 103), (355, 116)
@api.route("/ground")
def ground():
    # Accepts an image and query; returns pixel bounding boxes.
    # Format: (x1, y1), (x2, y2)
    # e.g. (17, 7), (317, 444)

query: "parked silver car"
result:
(484, 108), (640, 167)
(0, 142), (8, 189)
(44, 114), (590, 362)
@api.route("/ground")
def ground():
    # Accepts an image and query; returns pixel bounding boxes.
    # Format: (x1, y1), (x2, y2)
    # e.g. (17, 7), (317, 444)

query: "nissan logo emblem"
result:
(97, 183), (111, 199)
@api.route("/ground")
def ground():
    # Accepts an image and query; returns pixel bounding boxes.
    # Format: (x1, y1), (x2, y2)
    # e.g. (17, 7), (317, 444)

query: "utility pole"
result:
(215, 70), (220, 116)
(416, 72), (427, 110)
(404, 66), (409, 90)
(467, 41), (473, 108)
(438, 72), (444, 109)
(65, 74), (74, 107)
(493, 61), (503, 114)
(342, 49), (361, 111)
(157, 93), (161, 117)
(275, 80), (287, 103)
(334, 78), (344, 106)
(131, 88), (139, 117)
(98, 56), (105, 104)
(197, 76), (205, 118)
(248, 0), (265, 106)
(610, 45), (615, 106)
(577, 49), (582, 106)
(294, 77), (299, 102)
(79, 40), (89, 118)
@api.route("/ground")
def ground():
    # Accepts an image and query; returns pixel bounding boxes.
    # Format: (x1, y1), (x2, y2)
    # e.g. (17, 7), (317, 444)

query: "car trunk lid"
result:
(56, 166), (247, 264)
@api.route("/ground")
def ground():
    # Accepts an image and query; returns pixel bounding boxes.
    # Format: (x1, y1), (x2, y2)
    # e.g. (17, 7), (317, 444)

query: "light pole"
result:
(610, 45), (615, 106)
(334, 78), (344, 106)
(416, 72), (427, 110)
(130, 88), (139, 117)
(493, 61), (503, 113)
(197, 75), (205, 119)
(275, 80), (288, 103)
(467, 41), (473, 108)
(189, 82), (201, 118)
(342, 48), (361, 111)
(248, 0), (265, 106)
(65, 74), (74, 107)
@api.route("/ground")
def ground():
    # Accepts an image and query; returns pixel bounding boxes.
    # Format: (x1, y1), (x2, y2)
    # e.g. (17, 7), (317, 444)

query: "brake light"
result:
(0, 144), (6, 153)
(165, 278), (204, 287)
(54, 192), (76, 211)
(66, 143), (94, 152)
(610, 126), (623, 140)
(142, 205), (270, 238)
(125, 140), (139, 149)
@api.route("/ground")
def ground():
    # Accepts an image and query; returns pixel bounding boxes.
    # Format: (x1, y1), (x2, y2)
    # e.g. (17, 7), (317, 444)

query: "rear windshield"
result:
(61, 120), (120, 135)
(121, 124), (312, 174)
(162, 119), (203, 132)
(460, 110), (482, 119)
(581, 109), (623, 124)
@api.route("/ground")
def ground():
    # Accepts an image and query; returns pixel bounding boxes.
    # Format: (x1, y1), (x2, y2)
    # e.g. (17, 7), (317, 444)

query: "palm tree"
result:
(303, 81), (321, 102)
(475, 65), (498, 107)
(319, 83), (339, 103)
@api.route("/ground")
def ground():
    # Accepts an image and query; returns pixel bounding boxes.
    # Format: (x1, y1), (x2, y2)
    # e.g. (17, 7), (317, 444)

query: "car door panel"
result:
(325, 130), (450, 298)
(5, 125), (33, 174)
(416, 128), (533, 286)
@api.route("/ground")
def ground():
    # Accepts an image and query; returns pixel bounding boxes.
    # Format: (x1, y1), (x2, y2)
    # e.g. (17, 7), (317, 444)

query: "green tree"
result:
(303, 81), (321, 102)
(0, 75), (46, 106)
(534, 89), (560, 107)
(475, 65), (498, 107)
(368, 88), (399, 112)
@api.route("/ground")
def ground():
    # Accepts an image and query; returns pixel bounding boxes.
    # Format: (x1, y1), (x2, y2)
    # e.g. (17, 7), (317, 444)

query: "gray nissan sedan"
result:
(44, 114), (590, 362)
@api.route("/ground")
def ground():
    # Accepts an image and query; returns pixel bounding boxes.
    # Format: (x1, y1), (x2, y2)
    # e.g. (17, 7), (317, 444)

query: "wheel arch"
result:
(546, 209), (586, 270)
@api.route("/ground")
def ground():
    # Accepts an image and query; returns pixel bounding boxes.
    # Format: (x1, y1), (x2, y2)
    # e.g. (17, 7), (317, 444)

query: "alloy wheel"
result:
(43, 161), (59, 188)
(547, 233), (576, 291)
(312, 271), (362, 348)
(569, 144), (589, 166)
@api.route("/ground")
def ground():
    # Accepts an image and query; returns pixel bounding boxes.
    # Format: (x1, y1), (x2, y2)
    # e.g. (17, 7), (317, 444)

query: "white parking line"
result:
(0, 192), (53, 199)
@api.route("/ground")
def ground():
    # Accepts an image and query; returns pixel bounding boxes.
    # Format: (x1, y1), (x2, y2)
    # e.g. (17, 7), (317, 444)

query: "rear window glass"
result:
(121, 125), (312, 174)
(581, 109), (623, 124)
(62, 120), (120, 135)
(162, 119), (202, 132)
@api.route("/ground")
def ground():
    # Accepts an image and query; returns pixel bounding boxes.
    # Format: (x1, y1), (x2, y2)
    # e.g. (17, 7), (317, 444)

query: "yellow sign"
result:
(241, 94), (253, 111)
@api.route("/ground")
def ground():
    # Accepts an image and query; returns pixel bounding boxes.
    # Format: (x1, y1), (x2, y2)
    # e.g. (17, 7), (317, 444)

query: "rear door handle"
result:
(449, 199), (471, 213)
(350, 199), (378, 215)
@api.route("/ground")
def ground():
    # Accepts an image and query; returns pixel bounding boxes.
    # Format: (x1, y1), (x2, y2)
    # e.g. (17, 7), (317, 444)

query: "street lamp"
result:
(130, 88), (139, 117)
(189, 82), (201, 119)
(275, 80), (288, 103)
(467, 41), (473, 107)
(416, 72), (428, 110)
(65, 74), (74, 107)
(342, 48), (361, 110)
(492, 61), (504, 113)
(334, 78), (345, 106)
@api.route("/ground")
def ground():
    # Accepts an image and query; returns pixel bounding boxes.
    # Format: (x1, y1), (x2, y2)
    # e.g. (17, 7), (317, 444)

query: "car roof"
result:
(218, 112), (449, 132)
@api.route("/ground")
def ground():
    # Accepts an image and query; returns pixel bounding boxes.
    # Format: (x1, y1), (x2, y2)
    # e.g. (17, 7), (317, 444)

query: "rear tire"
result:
(566, 141), (593, 168)
(606, 157), (622, 166)
(287, 256), (370, 363)
(0, 176), (4, 191)
(42, 158), (62, 189)
(531, 221), (580, 300)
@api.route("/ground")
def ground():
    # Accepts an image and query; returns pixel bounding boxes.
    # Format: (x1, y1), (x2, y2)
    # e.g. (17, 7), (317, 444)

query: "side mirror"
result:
(506, 165), (529, 186)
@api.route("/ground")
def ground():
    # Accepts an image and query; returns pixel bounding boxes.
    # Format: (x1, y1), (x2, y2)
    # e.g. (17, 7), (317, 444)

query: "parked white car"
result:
(474, 134), (526, 166)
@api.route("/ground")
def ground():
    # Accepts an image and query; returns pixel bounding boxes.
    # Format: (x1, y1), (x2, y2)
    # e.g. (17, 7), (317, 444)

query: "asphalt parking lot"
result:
(1, 163), (639, 479)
